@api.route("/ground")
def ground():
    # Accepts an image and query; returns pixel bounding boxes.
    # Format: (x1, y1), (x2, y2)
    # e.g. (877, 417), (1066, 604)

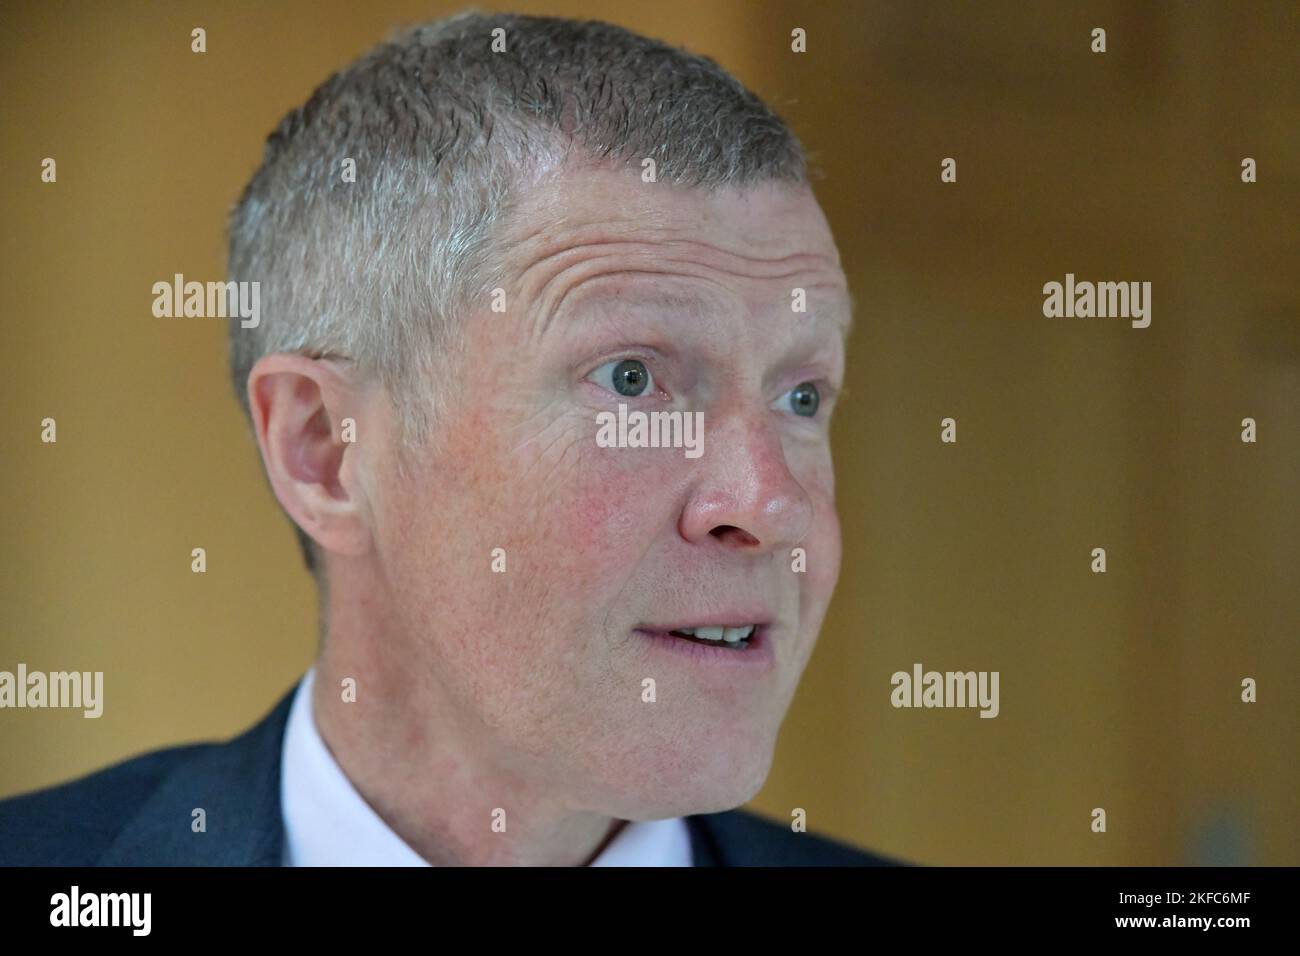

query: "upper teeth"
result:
(676, 625), (755, 643)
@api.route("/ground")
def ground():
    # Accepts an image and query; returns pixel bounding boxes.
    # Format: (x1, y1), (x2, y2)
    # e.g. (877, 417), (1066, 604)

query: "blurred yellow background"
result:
(1, 0), (1296, 865)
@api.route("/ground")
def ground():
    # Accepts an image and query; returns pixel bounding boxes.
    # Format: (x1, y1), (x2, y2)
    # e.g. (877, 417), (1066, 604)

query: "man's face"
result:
(372, 164), (850, 819)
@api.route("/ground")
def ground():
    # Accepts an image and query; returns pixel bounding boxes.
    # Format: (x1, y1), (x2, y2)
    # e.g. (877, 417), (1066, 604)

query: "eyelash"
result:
(583, 354), (836, 420)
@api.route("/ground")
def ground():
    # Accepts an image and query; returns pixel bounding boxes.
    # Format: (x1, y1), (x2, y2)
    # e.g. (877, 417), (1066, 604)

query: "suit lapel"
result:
(684, 813), (727, 866)
(98, 682), (299, 866)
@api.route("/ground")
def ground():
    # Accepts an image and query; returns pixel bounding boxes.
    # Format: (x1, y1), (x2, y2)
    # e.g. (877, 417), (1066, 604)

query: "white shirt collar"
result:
(280, 666), (694, 866)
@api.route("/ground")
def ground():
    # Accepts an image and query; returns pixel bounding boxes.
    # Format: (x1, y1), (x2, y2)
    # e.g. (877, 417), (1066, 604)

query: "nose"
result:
(677, 411), (815, 554)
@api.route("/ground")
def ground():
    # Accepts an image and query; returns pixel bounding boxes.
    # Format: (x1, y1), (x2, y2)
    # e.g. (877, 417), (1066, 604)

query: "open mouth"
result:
(663, 624), (756, 649)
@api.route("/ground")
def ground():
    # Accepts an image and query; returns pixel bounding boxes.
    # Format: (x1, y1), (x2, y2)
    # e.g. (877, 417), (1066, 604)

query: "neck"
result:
(310, 567), (623, 866)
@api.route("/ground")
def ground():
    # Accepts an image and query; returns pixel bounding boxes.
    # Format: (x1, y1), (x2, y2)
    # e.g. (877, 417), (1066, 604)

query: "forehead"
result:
(505, 165), (839, 251)
(499, 165), (852, 330)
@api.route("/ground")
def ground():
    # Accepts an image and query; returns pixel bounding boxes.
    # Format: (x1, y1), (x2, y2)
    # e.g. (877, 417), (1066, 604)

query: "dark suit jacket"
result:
(0, 679), (898, 866)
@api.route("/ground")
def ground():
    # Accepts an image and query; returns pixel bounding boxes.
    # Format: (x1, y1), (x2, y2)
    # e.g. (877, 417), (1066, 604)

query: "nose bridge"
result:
(680, 402), (814, 551)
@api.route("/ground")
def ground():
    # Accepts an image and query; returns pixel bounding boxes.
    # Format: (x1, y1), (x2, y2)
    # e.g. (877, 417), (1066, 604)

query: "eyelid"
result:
(812, 378), (842, 405)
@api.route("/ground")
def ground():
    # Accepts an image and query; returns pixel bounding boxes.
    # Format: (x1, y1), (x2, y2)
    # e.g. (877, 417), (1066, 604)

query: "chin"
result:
(587, 732), (777, 820)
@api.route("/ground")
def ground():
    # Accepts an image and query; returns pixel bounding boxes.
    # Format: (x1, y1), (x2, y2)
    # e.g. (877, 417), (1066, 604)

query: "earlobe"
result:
(247, 354), (372, 561)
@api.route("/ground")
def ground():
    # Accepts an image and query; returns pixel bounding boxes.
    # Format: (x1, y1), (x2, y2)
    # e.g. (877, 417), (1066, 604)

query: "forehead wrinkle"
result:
(510, 226), (840, 301)
(562, 279), (746, 352)
(524, 236), (839, 284)
(554, 272), (724, 329)
(525, 261), (734, 344)
(517, 248), (842, 345)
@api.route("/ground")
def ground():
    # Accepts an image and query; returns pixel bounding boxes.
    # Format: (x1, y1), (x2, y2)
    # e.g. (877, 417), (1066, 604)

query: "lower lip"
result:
(634, 626), (776, 671)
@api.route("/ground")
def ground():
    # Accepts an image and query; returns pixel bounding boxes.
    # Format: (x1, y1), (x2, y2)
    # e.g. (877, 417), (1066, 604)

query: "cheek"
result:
(568, 452), (660, 542)
(807, 507), (842, 605)
(410, 408), (672, 630)
(524, 445), (676, 594)
(795, 456), (842, 606)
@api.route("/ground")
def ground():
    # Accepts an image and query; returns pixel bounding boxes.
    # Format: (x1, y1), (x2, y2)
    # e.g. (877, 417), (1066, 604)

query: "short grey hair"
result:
(227, 9), (810, 576)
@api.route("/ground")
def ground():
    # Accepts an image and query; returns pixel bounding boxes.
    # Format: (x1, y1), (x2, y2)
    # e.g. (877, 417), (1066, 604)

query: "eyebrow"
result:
(558, 283), (713, 322)
(559, 281), (856, 336)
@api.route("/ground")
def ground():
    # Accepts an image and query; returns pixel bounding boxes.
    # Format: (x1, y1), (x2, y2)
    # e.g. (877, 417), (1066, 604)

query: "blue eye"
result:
(784, 382), (820, 417)
(591, 358), (654, 397)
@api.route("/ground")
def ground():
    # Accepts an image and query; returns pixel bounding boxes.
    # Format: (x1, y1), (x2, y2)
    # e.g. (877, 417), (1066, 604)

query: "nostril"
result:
(710, 525), (760, 547)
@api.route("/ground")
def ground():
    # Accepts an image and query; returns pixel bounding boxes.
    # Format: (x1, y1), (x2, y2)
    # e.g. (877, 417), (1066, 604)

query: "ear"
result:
(246, 354), (372, 562)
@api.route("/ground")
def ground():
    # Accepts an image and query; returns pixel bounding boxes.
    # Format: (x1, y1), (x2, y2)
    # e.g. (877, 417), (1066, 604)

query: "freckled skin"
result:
(313, 162), (851, 866)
